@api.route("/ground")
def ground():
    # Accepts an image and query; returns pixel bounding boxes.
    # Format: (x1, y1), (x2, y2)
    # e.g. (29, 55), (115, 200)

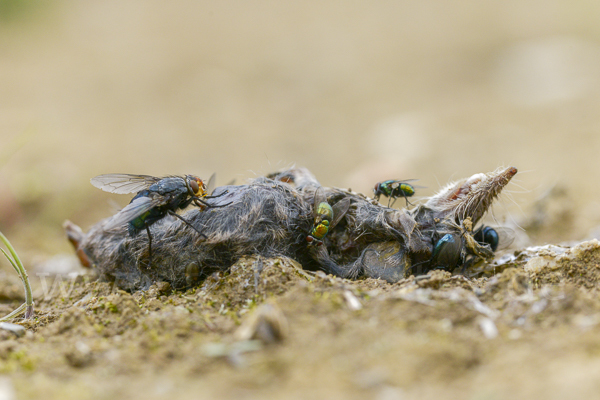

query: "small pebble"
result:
(478, 317), (499, 339)
(0, 323), (25, 338)
(508, 329), (522, 340)
(343, 290), (362, 311)
(65, 341), (93, 368)
(235, 303), (288, 344)
(0, 377), (15, 400)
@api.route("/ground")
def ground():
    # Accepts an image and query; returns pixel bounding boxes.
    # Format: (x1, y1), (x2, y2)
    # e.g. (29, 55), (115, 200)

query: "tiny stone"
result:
(156, 281), (172, 295)
(343, 290), (362, 311)
(508, 329), (522, 340)
(0, 376), (16, 400)
(0, 323), (25, 338)
(478, 317), (498, 339)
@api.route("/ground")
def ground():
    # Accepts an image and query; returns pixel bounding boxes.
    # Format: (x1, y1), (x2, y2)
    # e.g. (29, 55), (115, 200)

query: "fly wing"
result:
(388, 179), (426, 189)
(206, 173), (216, 196)
(312, 187), (327, 218)
(91, 174), (161, 194)
(329, 198), (351, 229)
(390, 179), (419, 184)
(102, 195), (164, 230)
(494, 227), (516, 250)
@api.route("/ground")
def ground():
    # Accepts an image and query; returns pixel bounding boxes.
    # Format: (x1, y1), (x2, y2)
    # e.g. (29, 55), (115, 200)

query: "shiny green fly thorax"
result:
(373, 181), (391, 197)
(381, 179), (398, 188)
(315, 202), (333, 222)
(376, 181), (393, 196)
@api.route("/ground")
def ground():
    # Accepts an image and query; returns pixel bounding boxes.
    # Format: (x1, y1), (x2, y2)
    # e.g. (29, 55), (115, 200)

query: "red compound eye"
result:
(189, 179), (199, 194)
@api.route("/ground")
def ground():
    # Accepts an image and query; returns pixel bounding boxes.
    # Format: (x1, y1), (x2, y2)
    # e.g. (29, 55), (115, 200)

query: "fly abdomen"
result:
(430, 233), (462, 271)
(397, 183), (415, 197)
(128, 209), (154, 236)
(311, 221), (330, 240)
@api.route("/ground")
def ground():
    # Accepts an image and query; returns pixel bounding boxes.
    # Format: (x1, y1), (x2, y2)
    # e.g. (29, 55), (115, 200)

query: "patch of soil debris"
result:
(3, 244), (600, 399)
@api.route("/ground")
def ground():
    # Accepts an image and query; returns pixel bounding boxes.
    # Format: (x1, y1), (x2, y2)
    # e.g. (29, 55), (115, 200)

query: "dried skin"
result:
(70, 167), (517, 290)
(425, 166), (518, 225)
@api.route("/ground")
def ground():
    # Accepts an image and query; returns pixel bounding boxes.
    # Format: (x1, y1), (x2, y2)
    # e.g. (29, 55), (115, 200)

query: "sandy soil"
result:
(2, 242), (600, 400)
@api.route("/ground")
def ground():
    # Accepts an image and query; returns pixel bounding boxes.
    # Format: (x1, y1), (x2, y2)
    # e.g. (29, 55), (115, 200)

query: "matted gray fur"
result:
(70, 166), (517, 291)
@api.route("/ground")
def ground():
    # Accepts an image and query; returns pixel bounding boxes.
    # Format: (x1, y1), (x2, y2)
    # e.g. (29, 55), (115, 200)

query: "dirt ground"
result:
(0, 237), (599, 400)
(3, 1), (600, 399)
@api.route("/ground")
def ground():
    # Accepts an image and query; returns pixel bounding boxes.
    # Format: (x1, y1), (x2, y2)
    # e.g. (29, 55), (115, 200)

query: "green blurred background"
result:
(2, 0), (600, 262)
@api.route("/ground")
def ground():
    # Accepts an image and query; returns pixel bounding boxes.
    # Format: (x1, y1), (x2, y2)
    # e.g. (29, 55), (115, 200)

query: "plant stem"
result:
(0, 231), (34, 320)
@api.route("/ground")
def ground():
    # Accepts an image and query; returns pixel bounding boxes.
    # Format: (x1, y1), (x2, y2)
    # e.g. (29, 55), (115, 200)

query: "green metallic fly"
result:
(91, 173), (230, 267)
(373, 179), (422, 207)
(306, 187), (350, 246)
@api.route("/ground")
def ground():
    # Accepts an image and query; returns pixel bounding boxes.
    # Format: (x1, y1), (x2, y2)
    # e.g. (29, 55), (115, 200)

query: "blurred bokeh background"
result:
(2, 0), (600, 262)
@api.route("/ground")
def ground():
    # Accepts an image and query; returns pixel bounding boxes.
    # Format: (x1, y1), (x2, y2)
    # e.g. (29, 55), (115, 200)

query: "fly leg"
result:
(167, 211), (208, 240)
(192, 198), (233, 208)
(145, 223), (153, 269)
(205, 190), (229, 199)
